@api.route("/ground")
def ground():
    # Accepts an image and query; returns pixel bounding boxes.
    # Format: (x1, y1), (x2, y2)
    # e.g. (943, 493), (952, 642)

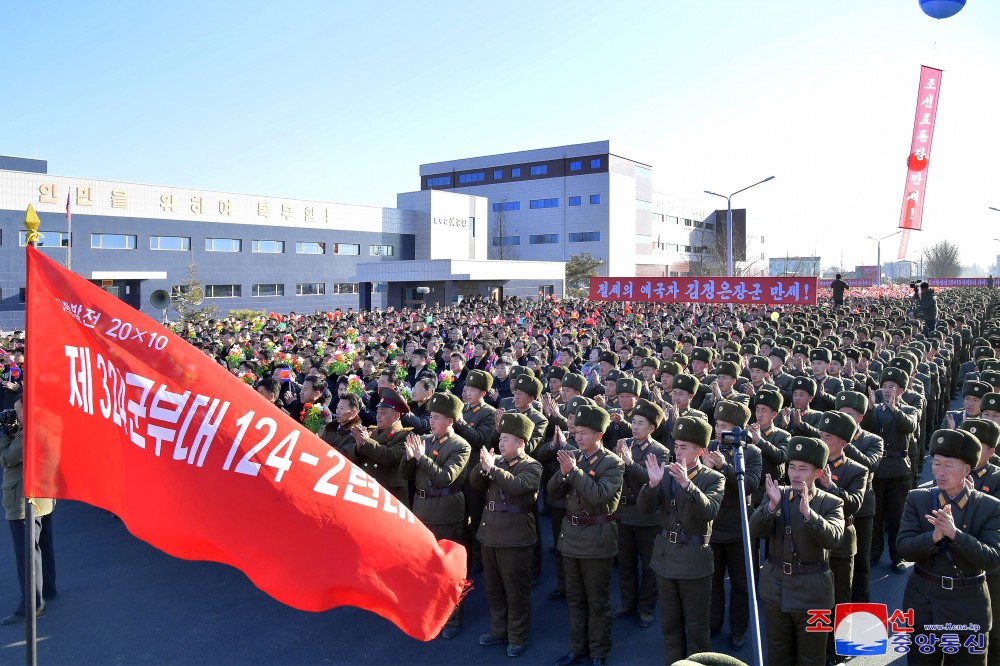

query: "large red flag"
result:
(23, 247), (466, 640)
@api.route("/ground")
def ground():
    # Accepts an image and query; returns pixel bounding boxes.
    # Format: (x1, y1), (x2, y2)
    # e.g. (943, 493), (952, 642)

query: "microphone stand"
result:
(732, 427), (764, 666)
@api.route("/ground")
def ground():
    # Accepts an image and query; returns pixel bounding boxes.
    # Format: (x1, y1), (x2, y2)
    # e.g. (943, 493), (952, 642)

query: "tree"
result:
(922, 240), (961, 279)
(489, 200), (519, 260)
(565, 252), (605, 298)
(171, 262), (220, 325)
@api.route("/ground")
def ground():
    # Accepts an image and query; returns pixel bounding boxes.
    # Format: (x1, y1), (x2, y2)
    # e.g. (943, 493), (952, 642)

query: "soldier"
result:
(896, 429), (1000, 666)
(613, 398), (670, 629)
(549, 405), (625, 666)
(455, 369), (497, 575)
(945, 380), (990, 430)
(343, 387), (411, 506)
(747, 355), (777, 394)
(472, 413), (542, 659)
(706, 400), (762, 650)
(769, 348), (796, 400)
(776, 376), (824, 438)
(603, 376), (641, 450)
(661, 374), (708, 457)
(400, 392), (471, 639)
(751, 437), (846, 666)
(639, 415), (725, 665)
(808, 348), (844, 412)
(701, 361), (750, 425)
(869, 367), (919, 574)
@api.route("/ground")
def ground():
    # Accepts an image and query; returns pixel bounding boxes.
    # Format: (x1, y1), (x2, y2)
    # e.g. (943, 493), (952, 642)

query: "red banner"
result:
(898, 66), (942, 233)
(24, 247), (465, 641)
(589, 276), (817, 305)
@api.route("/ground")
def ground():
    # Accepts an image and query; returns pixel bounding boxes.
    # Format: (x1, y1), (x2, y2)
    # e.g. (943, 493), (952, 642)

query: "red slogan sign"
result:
(23, 247), (466, 641)
(589, 276), (817, 305)
(897, 65), (943, 259)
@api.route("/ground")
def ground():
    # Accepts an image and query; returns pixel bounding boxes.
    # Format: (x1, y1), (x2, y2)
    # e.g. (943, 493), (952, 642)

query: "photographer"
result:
(0, 394), (56, 625)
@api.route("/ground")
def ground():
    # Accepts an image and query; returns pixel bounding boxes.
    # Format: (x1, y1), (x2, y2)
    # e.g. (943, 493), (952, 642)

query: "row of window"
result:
(426, 158), (603, 188)
(491, 231), (601, 246)
(651, 213), (712, 229)
(19, 232), (390, 256)
(172, 282), (359, 299)
(491, 195), (600, 213)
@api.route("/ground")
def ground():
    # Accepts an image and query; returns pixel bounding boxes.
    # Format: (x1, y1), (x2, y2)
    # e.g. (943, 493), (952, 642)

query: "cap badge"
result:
(795, 443), (803, 451)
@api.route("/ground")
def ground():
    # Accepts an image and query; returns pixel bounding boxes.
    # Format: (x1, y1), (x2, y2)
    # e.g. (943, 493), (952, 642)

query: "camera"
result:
(719, 427), (752, 447)
(0, 409), (17, 429)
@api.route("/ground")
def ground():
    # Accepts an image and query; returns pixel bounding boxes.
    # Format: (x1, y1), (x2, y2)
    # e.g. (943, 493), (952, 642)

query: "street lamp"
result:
(866, 230), (902, 286)
(705, 176), (775, 277)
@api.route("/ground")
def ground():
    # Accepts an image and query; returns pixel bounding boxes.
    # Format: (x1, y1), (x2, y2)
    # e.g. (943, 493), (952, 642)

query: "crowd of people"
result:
(2, 283), (1000, 665)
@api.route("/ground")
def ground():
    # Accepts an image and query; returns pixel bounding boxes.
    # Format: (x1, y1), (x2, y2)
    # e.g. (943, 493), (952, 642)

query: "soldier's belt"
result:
(659, 529), (707, 545)
(417, 486), (462, 498)
(767, 557), (830, 575)
(568, 513), (615, 526)
(915, 565), (985, 590)
(486, 501), (532, 513)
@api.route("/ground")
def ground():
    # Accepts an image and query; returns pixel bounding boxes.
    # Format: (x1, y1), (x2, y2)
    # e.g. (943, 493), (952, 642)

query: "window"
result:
(569, 231), (600, 242)
(530, 234), (558, 244)
(569, 196), (582, 206)
(252, 284), (284, 297)
(91, 233), (136, 249)
(296, 241), (325, 254)
(19, 231), (70, 247)
(491, 201), (520, 212)
(705, 222), (716, 230)
(458, 172), (485, 184)
(150, 235), (190, 251)
(493, 170), (503, 179)
(569, 161), (582, 171)
(426, 176), (451, 187)
(170, 285), (191, 298)
(590, 159), (601, 169)
(529, 198), (559, 209)
(19, 288), (26, 304)
(492, 236), (521, 246)
(205, 284), (241, 298)
(369, 244), (394, 256)
(205, 238), (242, 252)
(590, 195), (601, 204)
(635, 165), (652, 179)
(530, 165), (547, 176)
(332, 283), (359, 294)
(296, 282), (326, 296)
(252, 240), (285, 253)
(683, 219), (693, 227)
(511, 167), (521, 177)
(332, 243), (360, 255)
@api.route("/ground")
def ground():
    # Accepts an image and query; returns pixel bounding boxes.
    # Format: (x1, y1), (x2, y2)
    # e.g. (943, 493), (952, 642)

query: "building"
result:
(881, 260), (916, 282)
(420, 140), (766, 279)
(0, 156), (563, 330)
(769, 256), (821, 277)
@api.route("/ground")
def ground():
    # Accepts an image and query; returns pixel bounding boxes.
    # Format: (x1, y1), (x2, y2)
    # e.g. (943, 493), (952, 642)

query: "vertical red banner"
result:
(898, 66), (943, 237)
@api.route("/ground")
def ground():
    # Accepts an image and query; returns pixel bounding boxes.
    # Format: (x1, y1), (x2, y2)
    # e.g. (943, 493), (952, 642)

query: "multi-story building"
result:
(769, 256), (821, 277)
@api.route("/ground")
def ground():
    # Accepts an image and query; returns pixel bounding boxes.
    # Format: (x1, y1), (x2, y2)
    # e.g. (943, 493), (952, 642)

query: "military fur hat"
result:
(836, 390), (869, 415)
(566, 395), (593, 416)
(465, 369), (493, 392)
(691, 347), (713, 363)
(575, 405), (610, 434)
(753, 389), (783, 413)
(428, 392), (463, 421)
(960, 418), (1000, 450)
(982, 392), (1000, 413)
(721, 351), (741, 365)
(509, 364), (534, 380)
(963, 380), (991, 399)
(793, 344), (811, 357)
(929, 428), (981, 468)
(660, 361), (684, 377)
(748, 355), (770, 372)
(769, 347), (789, 362)
(562, 373), (588, 393)
(616, 376), (642, 396)
(673, 415), (712, 449)
(740, 342), (759, 356)
(889, 356), (914, 375)
(809, 348), (832, 364)
(714, 400), (751, 428)
(980, 370), (1000, 389)
(715, 360), (741, 379)
(632, 398), (665, 429)
(599, 350), (620, 366)
(497, 413), (534, 443)
(786, 436), (829, 470)
(606, 369), (624, 384)
(513, 374), (543, 399)
(831, 350), (846, 366)
(640, 357), (660, 370)
(880, 367), (908, 389)
(672, 373), (700, 395)
(791, 376), (817, 396)
(547, 365), (568, 382)
(818, 411), (857, 443)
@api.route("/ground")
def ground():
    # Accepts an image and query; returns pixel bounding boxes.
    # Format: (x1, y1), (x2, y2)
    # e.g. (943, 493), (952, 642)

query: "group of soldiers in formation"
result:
(196, 289), (1000, 665)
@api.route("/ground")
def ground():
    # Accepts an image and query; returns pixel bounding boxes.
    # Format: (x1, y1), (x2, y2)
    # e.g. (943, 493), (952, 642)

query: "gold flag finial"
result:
(24, 204), (43, 244)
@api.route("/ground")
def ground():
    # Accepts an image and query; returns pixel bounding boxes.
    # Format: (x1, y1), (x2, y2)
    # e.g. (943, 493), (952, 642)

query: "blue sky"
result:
(3, 1), (999, 271)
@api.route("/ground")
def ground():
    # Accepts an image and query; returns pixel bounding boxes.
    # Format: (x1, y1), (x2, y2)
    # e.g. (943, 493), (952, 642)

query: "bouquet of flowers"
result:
(398, 385), (413, 403)
(427, 360), (437, 374)
(300, 403), (332, 434)
(326, 349), (356, 377)
(347, 374), (366, 397)
(252, 319), (264, 332)
(345, 327), (359, 344)
(239, 371), (258, 386)
(314, 343), (327, 358)
(437, 370), (455, 391)
(274, 352), (303, 373)
(225, 348), (244, 369)
(394, 362), (407, 383)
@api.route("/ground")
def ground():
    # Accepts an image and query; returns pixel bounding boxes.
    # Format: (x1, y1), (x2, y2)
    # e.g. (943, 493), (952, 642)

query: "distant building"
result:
(882, 260), (916, 281)
(769, 256), (821, 277)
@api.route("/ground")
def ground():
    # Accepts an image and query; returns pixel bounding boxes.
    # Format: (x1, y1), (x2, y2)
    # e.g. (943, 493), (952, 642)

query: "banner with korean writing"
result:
(23, 246), (465, 641)
(898, 66), (942, 233)
(818, 278), (875, 288)
(589, 276), (817, 305)
(927, 278), (994, 288)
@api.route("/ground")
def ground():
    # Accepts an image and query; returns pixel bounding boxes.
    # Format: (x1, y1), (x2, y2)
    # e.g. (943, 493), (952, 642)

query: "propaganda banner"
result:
(23, 247), (466, 641)
(818, 279), (875, 288)
(589, 276), (817, 305)
(897, 65), (943, 259)
(927, 278), (994, 288)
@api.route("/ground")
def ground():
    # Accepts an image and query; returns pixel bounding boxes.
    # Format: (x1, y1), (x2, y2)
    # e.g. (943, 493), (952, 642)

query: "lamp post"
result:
(866, 230), (902, 286)
(705, 176), (775, 277)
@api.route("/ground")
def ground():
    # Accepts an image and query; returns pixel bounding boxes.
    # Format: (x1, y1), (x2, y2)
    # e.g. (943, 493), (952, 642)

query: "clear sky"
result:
(3, 1), (998, 273)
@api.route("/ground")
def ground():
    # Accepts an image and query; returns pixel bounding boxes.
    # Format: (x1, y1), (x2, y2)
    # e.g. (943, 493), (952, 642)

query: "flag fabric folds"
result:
(23, 246), (466, 641)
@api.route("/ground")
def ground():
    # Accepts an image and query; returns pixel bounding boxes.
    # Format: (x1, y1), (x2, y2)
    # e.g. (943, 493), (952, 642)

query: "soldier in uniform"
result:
(751, 437), (845, 666)
(661, 374), (708, 457)
(701, 361), (750, 426)
(747, 355), (777, 394)
(613, 398), (670, 629)
(808, 348), (845, 412)
(769, 348), (797, 401)
(603, 377), (640, 450)
(945, 380), (991, 430)
(549, 405), (624, 666)
(472, 413), (543, 659)
(455, 369), (497, 575)
(896, 428), (1000, 666)
(706, 400), (762, 650)
(400, 392), (471, 639)
(639, 415), (725, 665)
(343, 387), (411, 506)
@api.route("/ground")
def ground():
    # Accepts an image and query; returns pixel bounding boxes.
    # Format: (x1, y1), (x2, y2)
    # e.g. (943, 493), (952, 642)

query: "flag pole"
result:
(22, 206), (40, 666)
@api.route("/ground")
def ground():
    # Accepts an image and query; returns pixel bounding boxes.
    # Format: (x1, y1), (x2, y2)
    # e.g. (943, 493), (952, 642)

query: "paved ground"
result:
(0, 423), (946, 665)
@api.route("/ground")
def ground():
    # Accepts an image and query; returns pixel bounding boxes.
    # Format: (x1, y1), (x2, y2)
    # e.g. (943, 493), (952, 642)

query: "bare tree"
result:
(490, 200), (519, 260)
(922, 240), (961, 278)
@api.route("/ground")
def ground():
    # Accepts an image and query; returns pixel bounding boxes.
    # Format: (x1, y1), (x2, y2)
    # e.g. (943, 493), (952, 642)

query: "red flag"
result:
(23, 247), (465, 640)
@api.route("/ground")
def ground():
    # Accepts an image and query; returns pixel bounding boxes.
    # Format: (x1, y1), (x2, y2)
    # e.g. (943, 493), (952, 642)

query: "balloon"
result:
(770, 311), (780, 321)
(918, 0), (965, 20)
